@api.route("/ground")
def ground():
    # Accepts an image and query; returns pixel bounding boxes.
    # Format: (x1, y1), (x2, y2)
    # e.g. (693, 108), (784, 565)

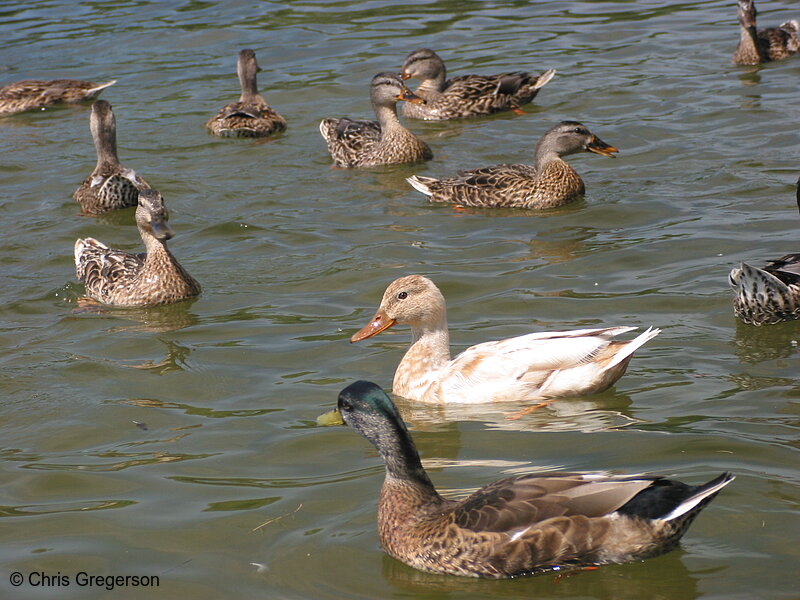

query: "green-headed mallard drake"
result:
(320, 380), (734, 579)
(729, 177), (800, 325)
(74, 188), (201, 307)
(73, 100), (150, 214)
(319, 72), (433, 168)
(206, 49), (287, 138)
(733, 0), (799, 65)
(407, 121), (617, 209)
(399, 48), (556, 120)
(0, 78), (116, 116)
(350, 275), (659, 404)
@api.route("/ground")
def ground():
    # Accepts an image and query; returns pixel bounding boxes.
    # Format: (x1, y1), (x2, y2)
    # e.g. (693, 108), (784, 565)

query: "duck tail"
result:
(87, 80), (117, 96)
(604, 326), (660, 371)
(407, 175), (436, 197)
(730, 262), (797, 311)
(532, 68), (556, 90)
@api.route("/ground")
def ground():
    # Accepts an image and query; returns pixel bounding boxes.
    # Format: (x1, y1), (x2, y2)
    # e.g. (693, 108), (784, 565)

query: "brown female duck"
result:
(206, 49), (287, 138)
(319, 72), (432, 168)
(733, 0), (799, 65)
(74, 188), (201, 307)
(0, 78), (116, 116)
(399, 48), (555, 120)
(320, 380), (734, 579)
(73, 100), (150, 214)
(407, 121), (617, 209)
(729, 178), (800, 325)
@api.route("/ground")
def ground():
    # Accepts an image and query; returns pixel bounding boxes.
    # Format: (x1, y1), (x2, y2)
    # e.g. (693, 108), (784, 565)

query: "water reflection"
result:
(731, 320), (799, 364)
(70, 299), (199, 333)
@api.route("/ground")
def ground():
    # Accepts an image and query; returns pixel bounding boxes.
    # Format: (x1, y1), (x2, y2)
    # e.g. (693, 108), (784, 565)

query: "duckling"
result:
(729, 177), (800, 325)
(407, 121), (617, 209)
(320, 72), (432, 168)
(0, 78), (116, 116)
(73, 100), (150, 214)
(206, 49), (286, 138)
(74, 188), (201, 307)
(320, 380), (734, 579)
(733, 0), (799, 65)
(399, 48), (556, 120)
(351, 275), (659, 404)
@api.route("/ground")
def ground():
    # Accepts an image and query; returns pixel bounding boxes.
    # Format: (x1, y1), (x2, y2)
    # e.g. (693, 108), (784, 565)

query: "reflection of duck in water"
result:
(729, 178), (800, 325)
(323, 381), (734, 579)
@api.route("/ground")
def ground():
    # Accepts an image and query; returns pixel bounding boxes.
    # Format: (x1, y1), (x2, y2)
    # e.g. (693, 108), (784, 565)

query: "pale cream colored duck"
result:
(351, 275), (660, 404)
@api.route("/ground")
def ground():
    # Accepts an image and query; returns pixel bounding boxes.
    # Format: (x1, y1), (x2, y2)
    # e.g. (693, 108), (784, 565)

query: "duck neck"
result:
(737, 25), (761, 62)
(374, 102), (402, 133)
(415, 73), (446, 98)
(238, 69), (259, 103)
(139, 229), (176, 271)
(93, 123), (120, 170)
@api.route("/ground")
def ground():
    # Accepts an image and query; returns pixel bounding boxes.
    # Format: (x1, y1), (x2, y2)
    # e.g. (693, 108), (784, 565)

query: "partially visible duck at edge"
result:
(206, 49), (287, 138)
(318, 380), (735, 579)
(407, 121), (617, 209)
(0, 78), (116, 116)
(74, 100), (150, 214)
(729, 177), (800, 325)
(399, 48), (556, 120)
(350, 275), (659, 404)
(733, 0), (799, 65)
(74, 188), (201, 307)
(320, 72), (432, 168)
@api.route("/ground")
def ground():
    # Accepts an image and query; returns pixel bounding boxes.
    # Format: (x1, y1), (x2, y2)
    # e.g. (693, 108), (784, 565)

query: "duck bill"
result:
(399, 71), (412, 80)
(350, 310), (396, 342)
(586, 135), (618, 158)
(316, 407), (344, 426)
(150, 219), (174, 241)
(396, 88), (425, 104)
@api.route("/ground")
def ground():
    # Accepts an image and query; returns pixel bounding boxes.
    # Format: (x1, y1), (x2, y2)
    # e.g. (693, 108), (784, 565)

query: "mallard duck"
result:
(319, 72), (433, 168)
(73, 100), (150, 214)
(733, 0), (799, 65)
(407, 121), (617, 209)
(399, 48), (556, 120)
(0, 78), (116, 116)
(74, 188), (201, 307)
(206, 49), (287, 138)
(319, 380), (734, 579)
(350, 275), (659, 404)
(729, 177), (800, 325)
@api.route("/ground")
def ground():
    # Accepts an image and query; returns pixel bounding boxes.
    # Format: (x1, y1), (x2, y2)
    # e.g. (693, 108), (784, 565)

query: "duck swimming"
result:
(321, 380), (734, 579)
(399, 48), (555, 120)
(206, 49), (287, 138)
(733, 0), (799, 65)
(74, 100), (150, 214)
(320, 72), (432, 168)
(74, 188), (201, 307)
(407, 121), (617, 209)
(0, 77), (116, 116)
(351, 275), (659, 404)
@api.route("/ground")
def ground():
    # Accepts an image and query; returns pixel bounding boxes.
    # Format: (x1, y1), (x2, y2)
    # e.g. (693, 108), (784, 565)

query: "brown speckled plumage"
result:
(0, 78), (116, 116)
(400, 48), (555, 121)
(73, 100), (150, 214)
(733, 0), (799, 65)
(206, 49), (286, 138)
(729, 178), (800, 325)
(74, 188), (201, 307)
(330, 381), (734, 579)
(407, 121), (617, 209)
(319, 72), (432, 168)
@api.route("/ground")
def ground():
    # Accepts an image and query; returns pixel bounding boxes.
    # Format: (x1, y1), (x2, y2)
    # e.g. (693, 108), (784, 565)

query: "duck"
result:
(350, 275), (659, 404)
(733, 0), (799, 65)
(728, 177), (800, 325)
(406, 121), (617, 209)
(319, 380), (734, 579)
(399, 48), (556, 120)
(206, 49), (287, 138)
(0, 78), (116, 116)
(74, 188), (201, 307)
(319, 72), (433, 168)
(73, 100), (150, 214)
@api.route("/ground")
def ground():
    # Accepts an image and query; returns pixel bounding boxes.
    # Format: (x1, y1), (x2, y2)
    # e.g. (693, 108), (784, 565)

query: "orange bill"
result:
(399, 71), (411, 80)
(586, 135), (618, 158)
(396, 87), (425, 104)
(351, 310), (396, 342)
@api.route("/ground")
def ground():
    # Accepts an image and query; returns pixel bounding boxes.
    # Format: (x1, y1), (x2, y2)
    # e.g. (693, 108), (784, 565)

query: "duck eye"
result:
(573, 127), (584, 134)
(397, 291), (408, 299)
(340, 400), (352, 412)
